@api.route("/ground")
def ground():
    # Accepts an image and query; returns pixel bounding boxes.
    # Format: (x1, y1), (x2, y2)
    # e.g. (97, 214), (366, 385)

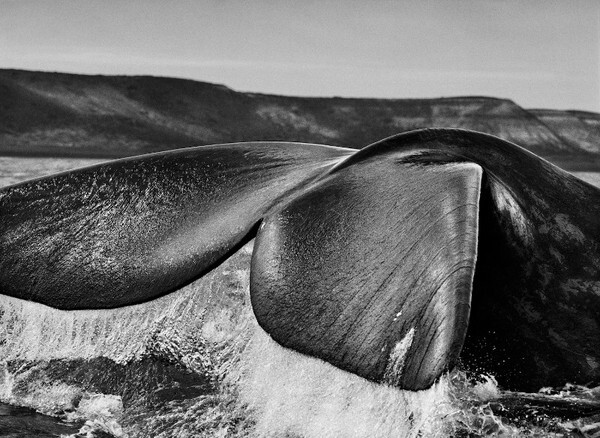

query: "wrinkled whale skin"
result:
(1, 128), (598, 392)
(352, 129), (600, 390)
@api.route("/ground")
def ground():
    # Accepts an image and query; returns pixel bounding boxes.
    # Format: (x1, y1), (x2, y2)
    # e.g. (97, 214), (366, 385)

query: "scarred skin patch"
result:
(383, 328), (415, 387)
(554, 214), (585, 243)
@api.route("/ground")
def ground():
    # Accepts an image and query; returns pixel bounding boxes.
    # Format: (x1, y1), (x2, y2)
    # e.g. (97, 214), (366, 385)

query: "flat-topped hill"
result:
(1, 69), (598, 169)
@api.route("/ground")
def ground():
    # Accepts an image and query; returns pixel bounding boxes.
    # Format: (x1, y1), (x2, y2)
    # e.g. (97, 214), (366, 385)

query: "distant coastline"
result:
(2, 69), (600, 171)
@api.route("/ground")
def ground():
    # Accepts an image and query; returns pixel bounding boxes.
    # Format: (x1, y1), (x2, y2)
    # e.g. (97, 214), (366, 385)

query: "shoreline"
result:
(2, 150), (600, 173)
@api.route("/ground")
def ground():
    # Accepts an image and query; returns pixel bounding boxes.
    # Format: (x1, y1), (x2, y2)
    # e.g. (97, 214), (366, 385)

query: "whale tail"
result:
(2, 129), (600, 391)
(251, 159), (482, 390)
(0, 142), (351, 309)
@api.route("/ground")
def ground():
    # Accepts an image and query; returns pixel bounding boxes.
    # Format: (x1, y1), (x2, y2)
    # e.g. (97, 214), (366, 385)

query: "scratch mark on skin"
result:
(489, 181), (532, 246)
(383, 328), (415, 387)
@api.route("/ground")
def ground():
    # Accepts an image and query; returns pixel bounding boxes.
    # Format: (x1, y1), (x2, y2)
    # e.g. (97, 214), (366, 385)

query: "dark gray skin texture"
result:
(0, 142), (352, 308)
(0, 128), (598, 392)
(251, 160), (482, 390)
(337, 129), (600, 390)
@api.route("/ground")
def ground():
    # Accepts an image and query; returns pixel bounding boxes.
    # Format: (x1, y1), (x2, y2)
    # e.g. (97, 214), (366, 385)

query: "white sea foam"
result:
(0, 364), (82, 415)
(63, 393), (126, 438)
(0, 250), (251, 365)
(233, 324), (454, 438)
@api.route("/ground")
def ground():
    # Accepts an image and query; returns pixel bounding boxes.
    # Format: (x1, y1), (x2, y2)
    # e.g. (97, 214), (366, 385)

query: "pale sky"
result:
(1, 0), (599, 111)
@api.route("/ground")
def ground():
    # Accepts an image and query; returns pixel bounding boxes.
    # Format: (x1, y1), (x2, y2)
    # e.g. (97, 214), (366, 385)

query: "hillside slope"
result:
(529, 109), (600, 154)
(1, 69), (598, 168)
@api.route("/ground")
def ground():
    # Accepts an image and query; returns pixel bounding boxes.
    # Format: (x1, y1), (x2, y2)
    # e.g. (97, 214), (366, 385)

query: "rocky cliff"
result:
(1, 69), (599, 169)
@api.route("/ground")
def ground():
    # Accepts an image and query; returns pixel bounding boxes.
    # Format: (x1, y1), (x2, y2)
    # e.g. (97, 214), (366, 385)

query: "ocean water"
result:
(0, 156), (600, 438)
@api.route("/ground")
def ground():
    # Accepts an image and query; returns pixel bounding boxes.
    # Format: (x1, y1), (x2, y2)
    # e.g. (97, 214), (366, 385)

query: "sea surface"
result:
(1, 156), (600, 438)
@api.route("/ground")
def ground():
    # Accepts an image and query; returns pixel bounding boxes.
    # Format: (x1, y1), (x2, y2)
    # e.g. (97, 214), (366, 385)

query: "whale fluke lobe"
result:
(0, 142), (352, 309)
(251, 160), (482, 390)
(363, 130), (600, 390)
(1, 128), (599, 392)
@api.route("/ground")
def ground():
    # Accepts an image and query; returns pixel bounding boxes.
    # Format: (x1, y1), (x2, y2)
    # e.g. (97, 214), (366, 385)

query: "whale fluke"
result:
(1, 128), (599, 392)
(251, 160), (482, 390)
(0, 142), (352, 309)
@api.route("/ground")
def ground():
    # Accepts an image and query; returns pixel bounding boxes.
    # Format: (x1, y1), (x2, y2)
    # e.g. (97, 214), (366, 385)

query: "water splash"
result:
(234, 324), (453, 438)
(1, 241), (600, 437)
(64, 393), (126, 438)
(0, 243), (253, 436)
(0, 245), (253, 365)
